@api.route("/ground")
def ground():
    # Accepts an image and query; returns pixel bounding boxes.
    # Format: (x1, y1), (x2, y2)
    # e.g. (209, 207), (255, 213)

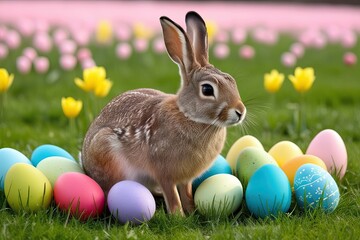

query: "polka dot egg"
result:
(294, 164), (340, 213)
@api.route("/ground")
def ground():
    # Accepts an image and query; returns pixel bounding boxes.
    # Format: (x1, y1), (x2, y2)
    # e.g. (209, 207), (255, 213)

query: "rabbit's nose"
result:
(235, 110), (243, 122)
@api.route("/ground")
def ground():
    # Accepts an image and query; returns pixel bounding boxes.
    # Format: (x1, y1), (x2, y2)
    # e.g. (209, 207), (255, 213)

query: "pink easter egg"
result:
(232, 28), (247, 44)
(81, 58), (96, 69)
(281, 52), (296, 67)
(23, 47), (37, 61)
(5, 30), (21, 49)
(60, 55), (77, 70)
(77, 48), (92, 61)
(134, 39), (148, 52)
(0, 43), (8, 59)
(290, 43), (304, 58)
(17, 56), (32, 74)
(306, 129), (347, 179)
(116, 42), (132, 59)
(343, 52), (357, 66)
(152, 37), (166, 54)
(34, 57), (49, 73)
(239, 45), (255, 59)
(213, 43), (229, 59)
(33, 32), (52, 52)
(54, 172), (105, 220)
(59, 40), (77, 55)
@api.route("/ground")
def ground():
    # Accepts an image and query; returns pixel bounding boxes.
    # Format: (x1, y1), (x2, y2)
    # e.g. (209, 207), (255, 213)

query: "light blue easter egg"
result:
(245, 164), (292, 218)
(192, 155), (232, 193)
(0, 148), (32, 190)
(31, 144), (75, 166)
(294, 163), (340, 213)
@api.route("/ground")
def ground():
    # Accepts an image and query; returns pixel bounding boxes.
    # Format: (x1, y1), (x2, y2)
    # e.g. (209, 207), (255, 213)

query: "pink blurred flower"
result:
(213, 43), (229, 59)
(72, 30), (91, 46)
(215, 30), (229, 43)
(152, 37), (166, 54)
(343, 52), (357, 66)
(59, 40), (77, 55)
(77, 48), (92, 61)
(0, 43), (8, 59)
(0, 26), (7, 41)
(290, 43), (304, 58)
(341, 31), (357, 48)
(53, 28), (69, 46)
(324, 25), (342, 43)
(115, 24), (132, 41)
(133, 38), (148, 52)
(5, 30), (21, 49)
(16, 56), (32, 74)
(23, 47), (37, 61)
(281, 52), (296, 67)
(253, 28), (278, 45)
(81, 58), (96, 69)
(33, 32), (52, 52)
(17, 19), (35, 37)
(60, 54), (77, 70)
(34, 56), (50, 73)
(239, 45), (255, 59)
(34, 20), (49, 33)
(232, 28), (247, 44)
(116, 42), (132, 59)
(299, 30), (326, 49)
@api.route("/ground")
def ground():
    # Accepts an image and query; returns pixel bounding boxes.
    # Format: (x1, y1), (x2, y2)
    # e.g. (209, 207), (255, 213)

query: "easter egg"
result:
(245, 164), (291, 218)
(268, 141), (303, 167)
(192, 155), (232, 193)
(226, 135), (264, 172)
(294, 164), (340, 213)
(0, 148), (32, 190)
(306, 129), (347, 178)
(236, 147), (278, 187)
(107, 180), (156, 224)
(194, 174), (243, 217)
(36, 156), (84, 187)
(31, 144), (75, 166)
(281, 155), (327, 187)
(4, 163), (52, 212)
(54, 172), (105, 220)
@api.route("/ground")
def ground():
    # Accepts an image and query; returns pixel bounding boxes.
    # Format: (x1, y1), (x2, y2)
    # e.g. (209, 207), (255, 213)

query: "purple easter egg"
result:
(107, 180), (156, 225)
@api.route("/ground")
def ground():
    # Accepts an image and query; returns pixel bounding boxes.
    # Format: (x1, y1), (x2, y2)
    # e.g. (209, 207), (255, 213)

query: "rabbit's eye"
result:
(201, 84), (214, 97)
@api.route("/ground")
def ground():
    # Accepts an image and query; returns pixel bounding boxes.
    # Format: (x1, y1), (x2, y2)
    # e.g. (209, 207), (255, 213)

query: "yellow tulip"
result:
(0, 68), (14, 93)
(288, 67), (316, 93)
(264, 69), (284, 93)
(75, 66), (107, 92)
(133, 22), (153, 39)
(61, 97), (83, 119)
(96, 20), (113, 44)
(94, 79), (113, 97)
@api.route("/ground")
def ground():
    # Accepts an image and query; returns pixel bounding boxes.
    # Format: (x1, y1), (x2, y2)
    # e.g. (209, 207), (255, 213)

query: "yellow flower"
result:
(288, 67), (316, 93)
(264, 69), (284, 93)
(133, 22), (153, 39)
(206, 20), (217, 44)
(94, 79), (113, 97)
(75, 66), (107, 92)
(96, 20), (113, 44)
(0, 68), (14, 93)
(61, 97), (83, 119)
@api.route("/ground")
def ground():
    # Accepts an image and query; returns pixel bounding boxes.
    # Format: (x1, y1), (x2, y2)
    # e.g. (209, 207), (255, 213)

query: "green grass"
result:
(1, 32), (360, 239)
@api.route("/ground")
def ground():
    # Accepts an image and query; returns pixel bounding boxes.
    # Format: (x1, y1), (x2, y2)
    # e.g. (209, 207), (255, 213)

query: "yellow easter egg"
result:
(268, 141), (303, 167)
(226, 135), (264, 172)
(281, 154), (327, 187)
(4, 163), (53, 212)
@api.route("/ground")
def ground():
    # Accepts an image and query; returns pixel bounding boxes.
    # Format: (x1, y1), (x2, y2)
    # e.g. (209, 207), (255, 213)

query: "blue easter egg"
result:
(245, 164), (292, 218)
(0, 148), (32, 190)
(192, 155), (232, 192)
(31, 144), (75, 166)
(294, 163), (340, 213)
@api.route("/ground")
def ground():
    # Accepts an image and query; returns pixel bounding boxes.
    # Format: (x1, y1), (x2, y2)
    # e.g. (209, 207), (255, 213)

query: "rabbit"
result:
(81, 11), (246, 215)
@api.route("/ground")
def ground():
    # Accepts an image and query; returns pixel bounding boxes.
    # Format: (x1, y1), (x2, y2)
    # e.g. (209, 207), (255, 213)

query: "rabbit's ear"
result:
(185, 11), (208, 66)
(160, 16), (197, 76)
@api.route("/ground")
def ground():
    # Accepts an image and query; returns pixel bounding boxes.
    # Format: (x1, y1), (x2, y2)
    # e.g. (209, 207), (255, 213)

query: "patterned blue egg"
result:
(294, 163), (340, 213)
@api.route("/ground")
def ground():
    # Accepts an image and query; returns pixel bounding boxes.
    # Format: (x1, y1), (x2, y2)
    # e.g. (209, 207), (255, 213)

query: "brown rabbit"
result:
(81, 11), (246, 215)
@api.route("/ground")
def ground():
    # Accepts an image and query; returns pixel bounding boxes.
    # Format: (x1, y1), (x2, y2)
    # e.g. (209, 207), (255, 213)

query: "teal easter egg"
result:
(36, 156), (84, 187)
(0, 148), (32, 190)
(192, 155), (232, 193)
(31, 144), (75, 166)
(236, 147), (278, 187)
(245, 164), (292, 218)
(194, 174), (243, 217)
(294, 164), (340, 213)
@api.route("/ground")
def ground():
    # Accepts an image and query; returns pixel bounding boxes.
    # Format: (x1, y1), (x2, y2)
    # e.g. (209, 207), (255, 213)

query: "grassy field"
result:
(1, 31), (360, 239)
